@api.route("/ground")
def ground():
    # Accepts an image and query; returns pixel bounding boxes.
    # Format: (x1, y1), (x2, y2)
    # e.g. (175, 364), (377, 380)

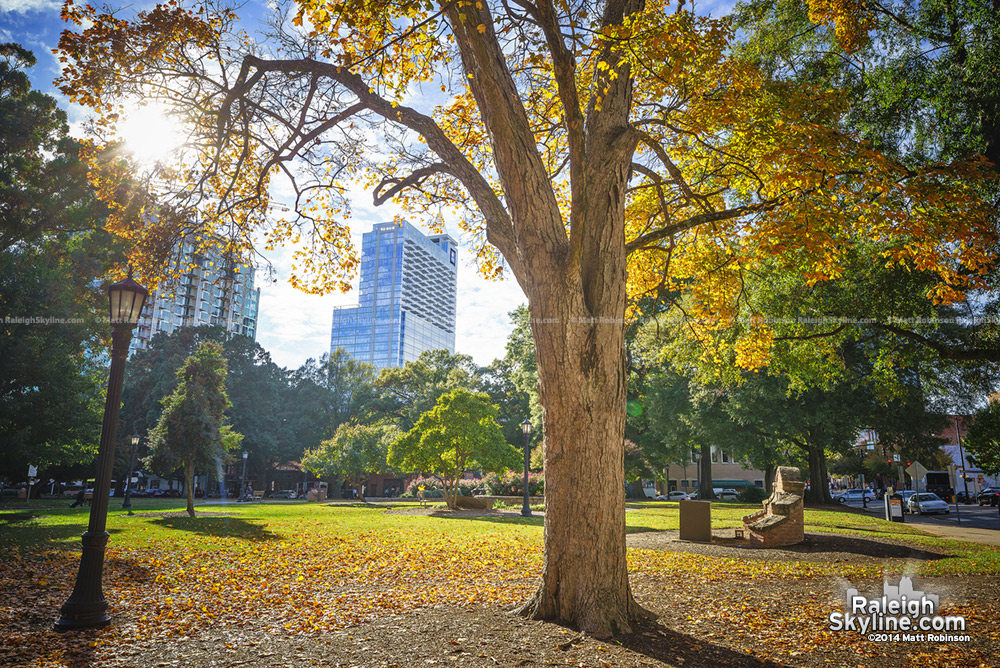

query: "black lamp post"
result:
(955, 415), (971, 503)
(239, 450), (248, 501)
(122, 434), (140, 515)
(56, 273), (147, 630)
(520, 419), (532, 517)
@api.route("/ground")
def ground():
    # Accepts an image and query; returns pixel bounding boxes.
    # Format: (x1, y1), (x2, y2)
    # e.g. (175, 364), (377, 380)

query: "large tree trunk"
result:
(805, 446), (833, 504)
(183, 461), (196, 518)
(516, 269), (651, 638)
(698, 444), (715, 500)
(764, 465), (776, 495)
(440, 0), (645, 637)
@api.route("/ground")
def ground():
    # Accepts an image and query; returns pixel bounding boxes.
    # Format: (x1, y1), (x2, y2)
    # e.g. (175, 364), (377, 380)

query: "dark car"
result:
(977, 488), (1000, 506)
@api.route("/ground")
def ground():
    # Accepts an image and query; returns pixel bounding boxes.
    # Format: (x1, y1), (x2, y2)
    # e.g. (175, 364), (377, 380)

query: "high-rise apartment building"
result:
(130, 239), (260, 352)
(331, 220), (458, 369)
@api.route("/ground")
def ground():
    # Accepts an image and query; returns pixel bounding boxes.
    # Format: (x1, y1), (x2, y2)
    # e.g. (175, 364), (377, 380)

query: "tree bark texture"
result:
(805, 446), (833, 504)
(184, 461), (196, 518)
(699, 444), (715, 500)
(516, 287), (650, 638)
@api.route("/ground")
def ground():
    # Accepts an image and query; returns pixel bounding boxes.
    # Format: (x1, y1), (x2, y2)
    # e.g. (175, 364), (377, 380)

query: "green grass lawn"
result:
(2, 498), (998, 667)
(2, 497), (997, 576)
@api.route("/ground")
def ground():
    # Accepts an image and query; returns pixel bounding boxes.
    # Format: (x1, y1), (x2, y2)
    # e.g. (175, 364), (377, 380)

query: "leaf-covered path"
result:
(1, 502), (997, 667)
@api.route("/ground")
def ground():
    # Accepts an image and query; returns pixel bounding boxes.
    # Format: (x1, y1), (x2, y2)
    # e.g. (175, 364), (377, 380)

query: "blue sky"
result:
(2, 0), (734, 370)
(2, 0), (530, 370)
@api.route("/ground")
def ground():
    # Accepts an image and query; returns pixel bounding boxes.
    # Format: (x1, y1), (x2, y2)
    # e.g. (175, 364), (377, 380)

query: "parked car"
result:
(271, 489), (299, 499)
(907, 492), (950, 515)
(977, 488), (1000, 506)
(656, 491), (691, 501)
(835, 489), (874, 503)
(714, 488), (739, 500)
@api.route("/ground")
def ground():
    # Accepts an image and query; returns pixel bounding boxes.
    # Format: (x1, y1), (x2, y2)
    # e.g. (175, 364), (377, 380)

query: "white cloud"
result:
(454, 262), (524, 366)
(253, 174), (522, 371)
(0, 0), (60, 14)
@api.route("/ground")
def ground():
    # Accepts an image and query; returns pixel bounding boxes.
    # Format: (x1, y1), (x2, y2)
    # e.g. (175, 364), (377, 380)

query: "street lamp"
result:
(239, 450), (248, 501)
(520, 419), (532, 517)
(955, 415), (971, 503)
(56, 273), (148, 630)
(122, 435), (140, 515)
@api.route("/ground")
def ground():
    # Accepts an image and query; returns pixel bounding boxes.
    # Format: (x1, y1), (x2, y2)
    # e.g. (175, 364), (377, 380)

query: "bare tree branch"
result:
(373, 163), (452, 206)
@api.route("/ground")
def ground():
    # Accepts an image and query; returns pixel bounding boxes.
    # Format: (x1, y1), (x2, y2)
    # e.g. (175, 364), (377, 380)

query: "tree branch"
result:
(875, 323), (1000, 362)
(373, 163), (452, 206)
(229, 54), (521, 273)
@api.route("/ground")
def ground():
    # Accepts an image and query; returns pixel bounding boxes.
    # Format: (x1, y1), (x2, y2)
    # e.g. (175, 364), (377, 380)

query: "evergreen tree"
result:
(146, 341), (242, 516)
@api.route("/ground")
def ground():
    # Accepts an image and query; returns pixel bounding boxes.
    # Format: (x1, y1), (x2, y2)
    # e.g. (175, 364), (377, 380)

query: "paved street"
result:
(840, 498), (1000, 545)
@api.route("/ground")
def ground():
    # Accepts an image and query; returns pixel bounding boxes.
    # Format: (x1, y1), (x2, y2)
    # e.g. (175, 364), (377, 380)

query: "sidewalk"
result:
(851, 501), (1000, 546)
(908, 521), (1000, 546)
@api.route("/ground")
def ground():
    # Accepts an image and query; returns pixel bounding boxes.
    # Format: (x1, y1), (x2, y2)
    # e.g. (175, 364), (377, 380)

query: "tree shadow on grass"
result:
(627, 530), (950, 562)
(626, 524), (669, 534)
(619, 621), (782, 668)
(0, 513), (108, 552)
(149, 516), (279, 542)
(774, 532), (949, 561)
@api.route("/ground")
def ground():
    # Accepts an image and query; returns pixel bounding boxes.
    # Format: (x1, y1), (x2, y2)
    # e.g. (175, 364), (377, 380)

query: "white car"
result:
(656, 491), (691, 501)
(835, 489), (873, 503)
(907, 492), (950, 515)
(714, 488), (739, 500)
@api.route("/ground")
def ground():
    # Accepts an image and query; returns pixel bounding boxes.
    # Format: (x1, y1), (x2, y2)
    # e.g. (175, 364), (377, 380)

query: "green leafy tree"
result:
(146, 341), (242, 516)
(121, 327), (315, 492)
(964, 402), (1000, 476)
(302, 422), (400, 500)
(375, 350), (480, 430)
(388, 389), (519, 509)
(735, 0), (1000, 166)
(0, 43), (125, 479)
(289, 349), (378, 443)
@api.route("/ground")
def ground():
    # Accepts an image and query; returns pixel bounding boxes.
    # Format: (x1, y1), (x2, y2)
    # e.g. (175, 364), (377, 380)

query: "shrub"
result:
(737, 486), (769, 504)
(401, 475), (480, 498)
(482, 470), (544, 496)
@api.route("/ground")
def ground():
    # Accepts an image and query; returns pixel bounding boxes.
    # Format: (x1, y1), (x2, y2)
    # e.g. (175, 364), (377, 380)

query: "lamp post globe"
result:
(520, 419), (532, 517)
(56, 273), (147, 630)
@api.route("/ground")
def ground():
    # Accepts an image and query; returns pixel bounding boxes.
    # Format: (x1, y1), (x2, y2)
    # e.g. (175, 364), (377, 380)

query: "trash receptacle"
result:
(884, 492), (905, 523)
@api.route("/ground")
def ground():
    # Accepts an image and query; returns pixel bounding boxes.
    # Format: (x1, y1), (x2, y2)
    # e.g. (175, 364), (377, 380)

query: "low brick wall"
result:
(365, 495), (545, 505)
(478, 495), (545, 506)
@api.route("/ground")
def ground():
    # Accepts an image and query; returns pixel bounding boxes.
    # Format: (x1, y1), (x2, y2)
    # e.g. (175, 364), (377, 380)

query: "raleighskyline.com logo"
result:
(828, 577), (970, 642)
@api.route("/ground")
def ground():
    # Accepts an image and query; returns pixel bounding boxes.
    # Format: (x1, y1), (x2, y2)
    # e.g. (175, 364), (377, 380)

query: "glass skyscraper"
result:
(331, 220), (458, 369)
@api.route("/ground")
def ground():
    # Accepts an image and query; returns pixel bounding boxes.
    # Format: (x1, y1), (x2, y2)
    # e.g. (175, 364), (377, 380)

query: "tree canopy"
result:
(0, 43), (126, 479)
(388, 388), (517, 509)
(146, 340), (242, 516)
(964, 400), (1000, 476)
(302, 421), (400, 499)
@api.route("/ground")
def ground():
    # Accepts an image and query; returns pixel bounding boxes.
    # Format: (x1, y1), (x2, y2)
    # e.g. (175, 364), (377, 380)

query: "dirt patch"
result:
(86, 577), (1000, 668)
(627, 530), (952, 563)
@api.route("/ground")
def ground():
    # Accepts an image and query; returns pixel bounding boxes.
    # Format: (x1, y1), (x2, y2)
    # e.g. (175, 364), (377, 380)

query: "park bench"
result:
(252, 490), (264, 502)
